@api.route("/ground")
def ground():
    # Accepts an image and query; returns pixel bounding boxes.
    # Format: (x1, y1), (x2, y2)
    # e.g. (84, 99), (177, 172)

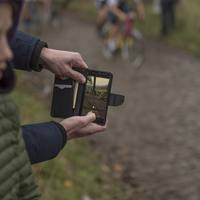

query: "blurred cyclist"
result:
(102, 0), (146, 53)
(95, 0), (145, 33)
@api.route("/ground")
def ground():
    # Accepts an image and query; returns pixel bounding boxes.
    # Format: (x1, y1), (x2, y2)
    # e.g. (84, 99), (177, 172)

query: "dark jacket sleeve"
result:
(22, 122), (67, 165)
(11, 30), (48, 72)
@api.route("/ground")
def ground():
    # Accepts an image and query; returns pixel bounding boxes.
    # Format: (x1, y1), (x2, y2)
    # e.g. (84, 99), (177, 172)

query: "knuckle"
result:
(76, 52), (82, 60)
(79, 118), (86, 126)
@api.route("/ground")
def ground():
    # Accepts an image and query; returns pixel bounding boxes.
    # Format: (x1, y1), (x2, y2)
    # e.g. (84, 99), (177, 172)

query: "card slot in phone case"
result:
(74, 83), (85, 116)
(51, 86), (73, 118)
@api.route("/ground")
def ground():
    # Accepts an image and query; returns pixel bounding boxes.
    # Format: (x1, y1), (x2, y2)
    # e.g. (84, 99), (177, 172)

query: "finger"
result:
(104, 118), (108, 128)
(87, 111), (96, 116)
(85, 111), (96, 122)
(71, 112), (96, 129)
(74, 60), (88, 69)
(81, 115), (107, 134)
(68, 69), (86, 84)
(60, 112), (96, 132)
(82, 122), (107, 135)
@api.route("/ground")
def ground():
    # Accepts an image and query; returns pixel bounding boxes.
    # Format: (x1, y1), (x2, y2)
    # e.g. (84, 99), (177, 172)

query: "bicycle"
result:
(100, 18), (145, 70)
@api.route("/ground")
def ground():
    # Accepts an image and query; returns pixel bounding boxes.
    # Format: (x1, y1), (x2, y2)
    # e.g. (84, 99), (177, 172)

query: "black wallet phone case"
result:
(50, 68), (125, 119)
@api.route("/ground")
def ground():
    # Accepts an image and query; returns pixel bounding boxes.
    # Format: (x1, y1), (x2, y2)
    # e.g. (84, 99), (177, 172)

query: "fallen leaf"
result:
(100, 164), (110, 173)
(114, 163), (123, 171)
(64, 180), (74, 188)
(59, 156), (68, 164)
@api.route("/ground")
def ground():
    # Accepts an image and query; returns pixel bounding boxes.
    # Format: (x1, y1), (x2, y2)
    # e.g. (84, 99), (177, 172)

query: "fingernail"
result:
(81, 77), (86, 83)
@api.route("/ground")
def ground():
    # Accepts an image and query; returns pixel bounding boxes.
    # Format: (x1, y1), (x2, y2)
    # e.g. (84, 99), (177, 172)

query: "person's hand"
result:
(39, 48), (88, 84)
(60, 112), (108, 140)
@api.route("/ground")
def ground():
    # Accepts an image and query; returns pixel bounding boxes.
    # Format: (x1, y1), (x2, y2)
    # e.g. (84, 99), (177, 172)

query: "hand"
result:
(39, 48), (88, 84)
(60, 112), (108, 140)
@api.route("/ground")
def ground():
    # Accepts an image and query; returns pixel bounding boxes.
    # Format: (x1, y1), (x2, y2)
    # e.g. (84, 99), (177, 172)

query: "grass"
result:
(66, 0), (200, 57)
(11, 70), (126, 200)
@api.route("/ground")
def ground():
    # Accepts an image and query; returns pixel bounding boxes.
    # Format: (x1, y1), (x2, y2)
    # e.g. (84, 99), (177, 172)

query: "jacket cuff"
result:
(50, 121), (67, 149)
(30, 40), (48, 72)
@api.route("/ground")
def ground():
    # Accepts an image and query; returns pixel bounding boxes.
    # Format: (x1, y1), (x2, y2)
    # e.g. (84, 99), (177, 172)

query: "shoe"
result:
(108, 38), (116, 53)
(102, 47), (113, 60)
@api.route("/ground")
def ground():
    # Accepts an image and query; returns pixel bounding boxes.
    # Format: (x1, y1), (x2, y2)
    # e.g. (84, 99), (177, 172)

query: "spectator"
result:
(160, 0), (179, 36)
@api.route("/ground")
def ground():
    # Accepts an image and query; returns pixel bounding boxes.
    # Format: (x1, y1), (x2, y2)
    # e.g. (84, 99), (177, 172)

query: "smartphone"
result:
(81, 69), (113, 126)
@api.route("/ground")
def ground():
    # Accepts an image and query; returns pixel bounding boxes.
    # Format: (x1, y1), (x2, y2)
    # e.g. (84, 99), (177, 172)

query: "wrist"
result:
(31, 40), (48, 72)
(39, 47), (49, 68)
(59, 121), (74, 141)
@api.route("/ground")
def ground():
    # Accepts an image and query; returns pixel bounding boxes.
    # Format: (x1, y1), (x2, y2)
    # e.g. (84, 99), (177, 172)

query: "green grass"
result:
(10, 70), (125, 200)
(66, 0), (200, 57)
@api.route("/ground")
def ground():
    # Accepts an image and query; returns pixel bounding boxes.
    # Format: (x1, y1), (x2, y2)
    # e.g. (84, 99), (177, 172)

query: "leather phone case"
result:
(50, 68), (125, 119)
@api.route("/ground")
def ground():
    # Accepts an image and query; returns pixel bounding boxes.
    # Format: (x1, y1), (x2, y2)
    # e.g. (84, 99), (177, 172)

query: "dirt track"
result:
(28, 14), (200, 200)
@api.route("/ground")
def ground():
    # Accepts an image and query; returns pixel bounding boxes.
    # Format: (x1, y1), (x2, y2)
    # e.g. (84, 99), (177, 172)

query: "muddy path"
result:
(26, 14), (200, 200)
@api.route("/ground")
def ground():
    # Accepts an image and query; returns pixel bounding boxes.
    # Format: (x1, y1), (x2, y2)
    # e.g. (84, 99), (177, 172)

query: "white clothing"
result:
(107, 0), (141, 6)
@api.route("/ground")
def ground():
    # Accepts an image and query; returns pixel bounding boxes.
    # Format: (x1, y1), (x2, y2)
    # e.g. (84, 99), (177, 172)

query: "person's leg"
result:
(97, 5), (108, 32)
(107, 12), (119, 52)
(160, 0), (168, 36)
(168, 1), (175, 29)
(107, 2), (134, 52)
(119, 2), (135, 37)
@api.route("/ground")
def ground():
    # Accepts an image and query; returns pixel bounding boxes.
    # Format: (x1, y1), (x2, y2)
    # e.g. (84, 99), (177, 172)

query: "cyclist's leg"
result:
(107, 1), (135, 36)
(106, 12), (120, 52)
(96, 1), (108, 34)
(106, 2), (134, 51)
(100, 9), (118, 59)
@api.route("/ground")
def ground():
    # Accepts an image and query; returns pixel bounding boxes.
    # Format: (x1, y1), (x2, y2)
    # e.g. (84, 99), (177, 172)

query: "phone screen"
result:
(82, 74), (111, 125)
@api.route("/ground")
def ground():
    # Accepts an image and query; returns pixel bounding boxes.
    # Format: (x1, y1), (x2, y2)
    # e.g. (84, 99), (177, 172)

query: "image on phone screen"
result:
(82, 75), (110, 125)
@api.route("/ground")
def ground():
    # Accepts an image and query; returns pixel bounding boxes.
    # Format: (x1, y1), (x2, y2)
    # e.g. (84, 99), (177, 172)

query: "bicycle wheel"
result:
(121, 28), (145, 70)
